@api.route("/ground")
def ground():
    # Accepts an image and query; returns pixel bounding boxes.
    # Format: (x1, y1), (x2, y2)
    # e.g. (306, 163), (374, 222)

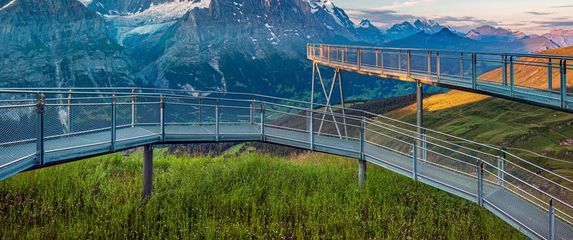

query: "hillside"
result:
(386, 47), (573, 173)
(0, 150), (523, 239)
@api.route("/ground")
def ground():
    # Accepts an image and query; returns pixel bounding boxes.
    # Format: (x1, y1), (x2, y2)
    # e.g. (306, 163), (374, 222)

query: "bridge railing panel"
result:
(0, 97), (37, 174)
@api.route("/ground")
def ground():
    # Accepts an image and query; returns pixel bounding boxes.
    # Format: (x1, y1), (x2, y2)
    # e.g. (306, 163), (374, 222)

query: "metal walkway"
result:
(0, 88), (572, 240)
(307, 44), (572, 113)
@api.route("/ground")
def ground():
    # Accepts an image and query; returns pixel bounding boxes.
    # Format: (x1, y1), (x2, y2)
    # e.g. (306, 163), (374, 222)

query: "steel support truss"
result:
(310, 62), (348, 139)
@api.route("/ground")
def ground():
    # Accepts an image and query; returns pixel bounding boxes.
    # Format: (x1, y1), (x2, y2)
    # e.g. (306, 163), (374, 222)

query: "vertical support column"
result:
(143, 145), (153, 199)
(309, 62), (315, 150)
(477, 161), (484, 207)
(131, 88), (136, 128)
(111, 95), (117, 152)
(510, 56), (515, 97)
(358, 115), (366, 188)
(549, 199), (555, 240)
(548, 58), (553, 93)
(412, 143), (418, 181)
(36, 93), (45, 165)
(67, 89), (72, 134)
(337, 68), (348, 139)
(416, 80), (424, 162)
(160, 95), (165, 142)
(561, 60), (567, 108)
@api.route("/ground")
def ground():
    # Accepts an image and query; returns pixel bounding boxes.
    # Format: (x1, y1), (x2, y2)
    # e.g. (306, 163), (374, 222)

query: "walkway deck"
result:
(1, 123), (571, 239)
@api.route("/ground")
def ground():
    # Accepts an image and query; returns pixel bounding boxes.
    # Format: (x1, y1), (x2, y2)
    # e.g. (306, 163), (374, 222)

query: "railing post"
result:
(131, 88), (136, 128)
(358, 118), (367, 189)
(412, 143), (418, 181)
(111, 94), (117, 152)
(380, 49), (384, 73)
(359, 117), (365, 161)
(477, 160), (484, 206)
(561, 60), (567, 108)
(548, 58), (553, 93)
(309, 109), (314, 151)
(472, 54), (477, 89)
(549, 199), (555, 240)
(36, 93), (45, 165)
(357, 48), (362, 70)
(67, 89), (72, 134)
(427, 51), (432, 81)
(502, 55), (508, 86)
(260, 102), (265, 141)
(436, 52), (441, 81)
(497, 156), (505, 187)
(398, 50), (402, 71)
(215, 104), (220, 142)
(250, 99), (255, 126)
(460, 53), (464, 80)
(198, 98), (203, 125)
(510, 56), (515, 97)
(328, 46), (331, 64)
(375, 49), (379, 67)
(407, 50), (412, 77)
(160, 95), (165, 142)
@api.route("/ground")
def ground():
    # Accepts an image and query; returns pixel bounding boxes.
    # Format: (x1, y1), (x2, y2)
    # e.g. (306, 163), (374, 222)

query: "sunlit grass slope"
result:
(387, 47), (573, 167)
(0, 150), (523, 239)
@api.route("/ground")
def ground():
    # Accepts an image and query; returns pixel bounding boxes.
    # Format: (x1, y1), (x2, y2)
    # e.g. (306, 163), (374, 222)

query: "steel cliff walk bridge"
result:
(0, 46), (570, 240)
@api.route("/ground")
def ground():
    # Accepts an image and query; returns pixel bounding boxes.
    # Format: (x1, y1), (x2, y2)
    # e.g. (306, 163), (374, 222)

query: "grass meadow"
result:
(0, 148), (524, 239)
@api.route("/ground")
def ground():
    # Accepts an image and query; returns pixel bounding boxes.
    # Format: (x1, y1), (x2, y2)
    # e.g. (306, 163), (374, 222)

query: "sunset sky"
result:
(334, 0), (573, 34)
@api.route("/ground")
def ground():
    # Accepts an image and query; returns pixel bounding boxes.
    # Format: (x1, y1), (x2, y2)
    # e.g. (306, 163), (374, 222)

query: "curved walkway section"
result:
(307, 44), (572, 113)
(0, 89), (571, 240)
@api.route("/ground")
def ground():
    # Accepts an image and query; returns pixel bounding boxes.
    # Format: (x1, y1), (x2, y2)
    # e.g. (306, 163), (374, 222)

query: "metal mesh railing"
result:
(0, 88), (571, 239)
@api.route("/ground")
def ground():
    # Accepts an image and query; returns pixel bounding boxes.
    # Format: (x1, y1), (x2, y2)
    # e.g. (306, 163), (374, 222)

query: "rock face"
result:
(543, 29), (573, 48)
(0, 0), (136, 88)
(87, 0), (372, 96)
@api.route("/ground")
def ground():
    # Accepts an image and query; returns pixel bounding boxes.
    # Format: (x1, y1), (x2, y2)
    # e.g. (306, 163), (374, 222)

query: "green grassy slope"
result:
(0, 150), (523, 239)
(386, 47), (573, 176)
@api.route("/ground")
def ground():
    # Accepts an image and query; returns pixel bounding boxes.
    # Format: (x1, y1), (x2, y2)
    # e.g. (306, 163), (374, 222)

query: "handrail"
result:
(0, 88), (572, 238)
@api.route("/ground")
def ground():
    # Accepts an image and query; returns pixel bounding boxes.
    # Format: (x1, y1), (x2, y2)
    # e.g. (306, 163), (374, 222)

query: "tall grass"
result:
(0, 150), (524, 239)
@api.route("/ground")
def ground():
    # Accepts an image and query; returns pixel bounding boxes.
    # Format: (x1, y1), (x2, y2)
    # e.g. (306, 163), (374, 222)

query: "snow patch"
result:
(0, 0), (16, 12)
(77, 0), (92, 7)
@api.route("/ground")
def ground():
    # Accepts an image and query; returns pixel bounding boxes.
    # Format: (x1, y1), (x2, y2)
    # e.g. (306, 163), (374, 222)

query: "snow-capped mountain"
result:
(385, 19), (454, 41)
(79, 0), (376, 96)
(466, 25), (528, 42)
(543, 29), (573, 48)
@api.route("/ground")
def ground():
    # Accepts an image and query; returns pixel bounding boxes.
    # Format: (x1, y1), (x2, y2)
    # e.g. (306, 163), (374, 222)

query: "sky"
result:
(334, 0), (573, 34)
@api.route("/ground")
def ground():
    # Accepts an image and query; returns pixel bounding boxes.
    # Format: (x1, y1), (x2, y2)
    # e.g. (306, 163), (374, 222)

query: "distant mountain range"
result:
(0, 0), (572, 100)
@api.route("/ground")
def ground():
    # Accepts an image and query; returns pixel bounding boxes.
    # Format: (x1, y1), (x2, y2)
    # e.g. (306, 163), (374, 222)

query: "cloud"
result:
(526, 11), (552, 16)
(551, 5), (573, 8)
(531, 20), (573, 28)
